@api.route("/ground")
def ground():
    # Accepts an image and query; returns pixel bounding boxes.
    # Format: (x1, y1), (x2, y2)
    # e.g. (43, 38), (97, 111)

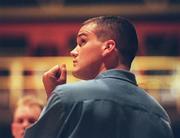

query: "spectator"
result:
(11, 95), (44, 138)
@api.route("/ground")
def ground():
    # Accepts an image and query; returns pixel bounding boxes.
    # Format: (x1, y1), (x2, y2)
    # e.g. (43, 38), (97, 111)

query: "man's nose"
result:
(22, 120), (31, 128)
(70, 47), (78, 57)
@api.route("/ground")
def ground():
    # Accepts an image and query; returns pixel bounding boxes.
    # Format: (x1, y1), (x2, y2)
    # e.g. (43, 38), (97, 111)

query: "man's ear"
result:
(102, 40), (116, 56)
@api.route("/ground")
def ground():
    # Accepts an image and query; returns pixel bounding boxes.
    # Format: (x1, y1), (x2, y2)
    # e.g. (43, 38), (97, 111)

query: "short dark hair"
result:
(83, 16), (138, 67)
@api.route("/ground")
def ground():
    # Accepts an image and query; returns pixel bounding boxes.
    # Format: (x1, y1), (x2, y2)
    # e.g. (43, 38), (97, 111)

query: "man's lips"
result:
(73, 60), (77, 66)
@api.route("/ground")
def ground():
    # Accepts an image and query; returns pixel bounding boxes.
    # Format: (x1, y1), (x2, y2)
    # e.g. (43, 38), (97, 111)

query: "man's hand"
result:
(42, 64), (67, 99)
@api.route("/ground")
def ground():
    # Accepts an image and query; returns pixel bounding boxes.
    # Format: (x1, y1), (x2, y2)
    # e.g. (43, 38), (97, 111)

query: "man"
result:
(24, 16), (174, 138)
(11, 95), (44, 138)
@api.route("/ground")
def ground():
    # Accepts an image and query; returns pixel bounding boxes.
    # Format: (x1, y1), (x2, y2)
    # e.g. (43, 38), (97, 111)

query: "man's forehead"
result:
(78, 23), (97, 36)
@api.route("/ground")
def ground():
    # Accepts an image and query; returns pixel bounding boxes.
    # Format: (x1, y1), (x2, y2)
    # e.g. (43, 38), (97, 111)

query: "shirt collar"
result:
(96, 69), (137, 86)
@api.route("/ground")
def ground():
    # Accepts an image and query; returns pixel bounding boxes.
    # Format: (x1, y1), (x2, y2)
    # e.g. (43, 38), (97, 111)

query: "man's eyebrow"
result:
(77, 33), (88, 37)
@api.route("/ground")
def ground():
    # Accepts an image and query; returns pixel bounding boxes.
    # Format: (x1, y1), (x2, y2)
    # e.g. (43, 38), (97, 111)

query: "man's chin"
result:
(72, 71), (81, 79)
(72, 70), (87, 80)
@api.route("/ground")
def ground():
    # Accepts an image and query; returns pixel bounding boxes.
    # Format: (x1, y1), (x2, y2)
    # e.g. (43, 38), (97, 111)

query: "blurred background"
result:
(0, 0), (180, 137)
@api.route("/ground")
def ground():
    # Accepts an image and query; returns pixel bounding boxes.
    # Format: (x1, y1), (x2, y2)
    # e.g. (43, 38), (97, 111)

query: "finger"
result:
(46, 65), (60, 77)
(58, 64), (67, 83)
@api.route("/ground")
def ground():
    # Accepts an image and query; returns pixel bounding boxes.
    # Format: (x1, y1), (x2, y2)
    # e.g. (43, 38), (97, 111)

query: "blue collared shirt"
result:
(25, 69), (174, 138)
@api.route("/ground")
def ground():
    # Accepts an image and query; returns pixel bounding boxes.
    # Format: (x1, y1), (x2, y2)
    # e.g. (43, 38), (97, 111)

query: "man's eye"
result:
(79, 39), (86, 46)
(17, 118), (24, 124)
(28, 118), (36, 124)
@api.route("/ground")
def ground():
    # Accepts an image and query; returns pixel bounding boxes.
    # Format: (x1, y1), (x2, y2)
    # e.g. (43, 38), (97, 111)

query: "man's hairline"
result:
(81, 22), (114, 43)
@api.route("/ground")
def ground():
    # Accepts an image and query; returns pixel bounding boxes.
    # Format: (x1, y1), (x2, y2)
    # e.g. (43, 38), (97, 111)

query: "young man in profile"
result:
(25, 16), (174, 138)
